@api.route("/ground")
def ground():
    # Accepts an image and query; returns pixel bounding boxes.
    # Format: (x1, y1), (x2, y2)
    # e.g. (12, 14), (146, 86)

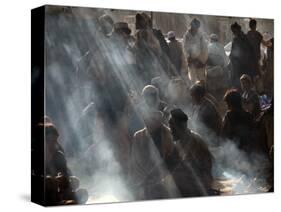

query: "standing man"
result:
(167, 31), (188, 77)
(229, 22), (254, 88)
(98, 14), (114, 38)
(183, 18), (208, 83)
(207, 34), (228, 68)
(247, 19), (269, 79)
(206, 34), (229, 100)
(134, 13), (163, 85)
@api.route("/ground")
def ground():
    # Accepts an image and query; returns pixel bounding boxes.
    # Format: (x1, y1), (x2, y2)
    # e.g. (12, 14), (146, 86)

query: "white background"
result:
(0, 0), (279, 211)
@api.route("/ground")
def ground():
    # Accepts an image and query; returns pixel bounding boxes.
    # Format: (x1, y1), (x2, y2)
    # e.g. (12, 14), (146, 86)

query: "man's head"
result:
(190, 18), (200, 35)
(167, 31), (176, 41)
(44, 123), (60, 157)
(189, 82), (206, 105)
(249, 19), (257, 30)
(135, 12), (151, 30)
(240, 74), (252, 91)
(169, 109), (188, 140)
(210, 33), (219, 43)
(168, 78), (187, 103)
(142, 85), (160, 109)
(224, 89), (242, 110)
(98, 14), (114, 35)
(231, 22), (242, 36)
(113, 22), (132, 39)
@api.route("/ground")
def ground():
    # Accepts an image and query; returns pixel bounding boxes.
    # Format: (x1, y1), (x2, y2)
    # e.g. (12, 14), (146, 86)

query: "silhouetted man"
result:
(247, 19), (270, 79)
(190, 82), (222, 137)
(221, 89), (255, 153)
(183, 18), (208, 83)
(168, 109), (214, 197)
(230, 22), (254, 87)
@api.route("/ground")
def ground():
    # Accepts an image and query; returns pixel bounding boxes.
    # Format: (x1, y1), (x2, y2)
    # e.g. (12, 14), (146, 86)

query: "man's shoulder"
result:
(175, 40), (183, 48)
(183, 30), (190, 37)
(169, 40), (181, 47)
(189, 130), (209, 149)
(224, 110), (234, 117)
(247, 30), (253, 36)
(225, 109), (252, 120)
(247, 30), (262, 39)
(223, 110), (234, 121)
(189, 130), (203, 141)
(162, 124), (171, 134)
(185, 31), (203, 38)
(133, 128), (147, 138)
(183, 30), (194, 40)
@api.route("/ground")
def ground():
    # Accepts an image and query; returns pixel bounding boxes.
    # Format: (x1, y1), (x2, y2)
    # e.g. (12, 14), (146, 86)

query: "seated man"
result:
(127, 84), (169, 138)
(45, 122), (70, 177)
(142, 85), (168, 112)
(168, 109), (214, 197)
(42, 120), (88, 205)
(130, 111), (177, 200)
(190, 82), (222, 138)
(221, 89), (255, 153)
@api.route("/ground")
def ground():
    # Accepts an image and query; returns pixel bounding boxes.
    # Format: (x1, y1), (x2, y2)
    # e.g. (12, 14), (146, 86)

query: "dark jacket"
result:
(230, 32), (255, 84)
(193, 97), (222, 136)
(222, 109), (255, 152)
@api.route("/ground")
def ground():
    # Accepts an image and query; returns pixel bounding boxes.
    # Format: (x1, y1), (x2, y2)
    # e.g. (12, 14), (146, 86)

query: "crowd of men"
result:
(32, 11), (274, 205)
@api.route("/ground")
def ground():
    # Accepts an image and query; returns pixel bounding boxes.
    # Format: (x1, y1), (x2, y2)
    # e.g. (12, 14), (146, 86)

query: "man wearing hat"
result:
(110, 21), (136, 66)
(167, 31), (187, 76)
(113, 22), (132, 35)
(111, 22), (132, 45)
(183, 18), (208, 83)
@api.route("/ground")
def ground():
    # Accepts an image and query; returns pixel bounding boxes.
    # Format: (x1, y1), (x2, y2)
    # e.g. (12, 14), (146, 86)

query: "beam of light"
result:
(45, 6), (184, 203)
